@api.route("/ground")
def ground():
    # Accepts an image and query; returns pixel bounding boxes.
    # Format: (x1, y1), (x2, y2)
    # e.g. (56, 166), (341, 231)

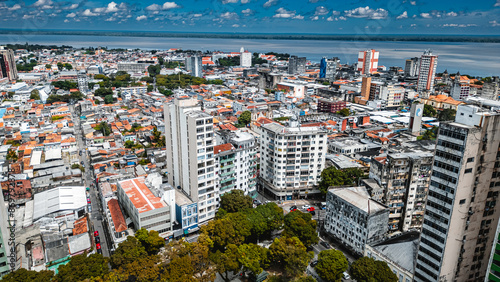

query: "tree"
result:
(167, 256), (196, 282)
(63, 63), (73, 70)
(295, 276), (317, 282)
(423, 104), (437, 117)
(110, 236), (148, 269)
(219, 189), (252, 213)
(30, 89), (40, 100)
(237, 243), (269, 277)
(104, 94), (114, 104)
(211, 244), (242, 282)
(336, 108), (351, 117)
(124, 140), (135, 148)
(135, 228), (165, 255)
(255, 202), (284, 233)
(202, 213), (251, 250)
(1, 268), (54, 282)
(148, 64), (162, 77)
(283, 211), (319, 248)
(438, 108), (456, 121)
(238, 111), (251, 126)
(95, 87), (113, 97)
(350, 256), (397, 282)
(56, 253), (109, 282)
(314, 250), (348, 282)
(57, 62), (63, 70)
(6, 148), (18, 162)
(318, 167), (365, 194)
(45, 64), (52, 69)
(152, 126), (165, 147)
(420, 126), (438, 141)
(268, 237), (314, 278)
(113, 255), (163, 282)
(97, 121), (111, 136)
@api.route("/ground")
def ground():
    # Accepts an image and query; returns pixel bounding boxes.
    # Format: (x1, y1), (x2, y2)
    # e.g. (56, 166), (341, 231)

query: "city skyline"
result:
(1, 0), (500, 34)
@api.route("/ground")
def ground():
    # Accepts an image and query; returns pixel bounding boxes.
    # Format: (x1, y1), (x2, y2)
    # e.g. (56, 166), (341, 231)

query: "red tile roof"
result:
(108, 199), (127, 233)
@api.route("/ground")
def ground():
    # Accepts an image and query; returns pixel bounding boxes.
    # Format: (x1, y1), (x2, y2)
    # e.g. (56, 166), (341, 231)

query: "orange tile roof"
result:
(72, 217), (88, 236)
(108, 199), (127, 232)
(118, 177), (166, 213)
(214, 143), (235, 154)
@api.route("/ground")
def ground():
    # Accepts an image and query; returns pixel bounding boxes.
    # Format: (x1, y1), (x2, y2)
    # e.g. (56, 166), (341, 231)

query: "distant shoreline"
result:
(1, 29), (500, 43)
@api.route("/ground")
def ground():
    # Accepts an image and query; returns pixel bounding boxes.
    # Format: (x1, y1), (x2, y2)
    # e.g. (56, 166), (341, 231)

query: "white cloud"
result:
(495, 0), (500, 7)
(241, 0), (250, 3)
(222, 0), (238, 3)
(411, 23), (417, 27)
(490, 20), (500, 26)
(314, 6), (329, 16)
(8, 4), (21, 11)
(146, 4), (162, 11)
(420, 12), (431, 19)
(344, 6), (388, 19)
(310, 15), (319, 21)
(410, 1), (416, 5)
(67, 3), (78, 9)
(82, 9), (98, 16)
(273, 7), (294, 18)
(163, 2), (180, 10)
(105, 2), (119, 13)
(292, 14), (304, 19)
(64, 19), (69, 23)
(396, 11), (408, 19)
(220, 11), (239, 20)
(263, 0), (278, 8)
(446, 11), (457, 17)
(106, 17), (117, 21)
(33, 0), (53, 7)
(232, 24), (240, 27)
(442, 23), (477, 27)
(66, 12), (76, 18)
(327, 15), (346, 21)
(136, 15), (147, 21)
(193, 13), (203, 17)
(331, 11), (340, 16)
(22, 14), (34, 19)
(242, 8), (254, 15)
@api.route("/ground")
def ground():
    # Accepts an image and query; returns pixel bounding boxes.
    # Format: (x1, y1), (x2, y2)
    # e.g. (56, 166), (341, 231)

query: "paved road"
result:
(70, 106), (111, 257)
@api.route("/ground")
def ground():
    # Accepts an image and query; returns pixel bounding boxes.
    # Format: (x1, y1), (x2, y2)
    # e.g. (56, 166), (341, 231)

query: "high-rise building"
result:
(409, 102), (424, 135)
(481, 76), (499, 101)
(0, 47), (18, 82)
(185, 55), (203, 77)
(485, 219), (500, 282)
(164, 98), (217, 223)
(404, 57), (420, 77)
(369, 150), (433, 233)
(361, 76), (372, 101)
(416, 50), (438, 92)
(414, 105), (500, 282)
(258, 121), (327, 200)
(0, 191), (11, 277)
(77, 70), (88, 94)
(450, 72), (471, 101)
(319, 57), (339, 80)
(240, 47), (252, 67)
(288, 55), (306, 74)
(357, 49), (379, 75)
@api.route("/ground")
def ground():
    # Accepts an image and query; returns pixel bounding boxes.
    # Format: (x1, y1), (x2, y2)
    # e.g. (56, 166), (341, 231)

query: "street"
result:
(70, 105), (111, 257)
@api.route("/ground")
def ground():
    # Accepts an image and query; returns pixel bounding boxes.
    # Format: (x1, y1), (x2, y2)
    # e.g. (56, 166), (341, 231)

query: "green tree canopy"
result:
(56, 253), (109, 282)
(30, 89), (40, 100)
(95, 87), (113, 97)
(210, 244), (242, 282)
(319, 167), (365, 194)
(6, 148), (18, 162)
(110, 236), (148, 269)
(350, 256), (398, 282)
(336, 108), (351, 117)
(423, 104), (437, 117)
(219, 189), (253, 214)
(314, 249), (348, 282)
(0, 268), (54, 282)
(268, 237), (314, 279)
(104, 94), (114, 104)
(134, 228), (165, 255)
(238, 111), (252, 126)
(202, 212), (251, 251)
(45, 64), (52, 69)
(237, 243), (269, 277)
(438, 108), (456, 121)
(283, 211), (319, 248)
(63, 63), (73, 70)
(148, 64), (162, 77)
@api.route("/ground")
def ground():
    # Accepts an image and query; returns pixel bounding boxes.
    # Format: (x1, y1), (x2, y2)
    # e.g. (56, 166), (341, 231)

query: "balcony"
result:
(221, 177), (236, 184)
(220, 157), (235, 164)
(220, 171), (234, 177)
(221, 183), (235, 190)
(221, 164), (235, 170)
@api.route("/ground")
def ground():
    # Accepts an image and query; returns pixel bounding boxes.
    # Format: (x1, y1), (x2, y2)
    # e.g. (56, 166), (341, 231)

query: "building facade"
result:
(450, 73), (471, 101)
(0, 192), (11, 277)
(417, 50), (438, 92)
(414, 105), (500, 282)
(240, 47), (252, 67)
(288, 56), (306, 75)
(320, 57), (339, 81)
(324, 187), (389, 255)
(357, 49), (379, 75)
(164, 98), (217, 223)
(185, 56), (203, 77)
(0, 47), (18, 82)
(317, 99), (347, 113)
(404, 57), (420, 78)
(258, 122), (327, 200)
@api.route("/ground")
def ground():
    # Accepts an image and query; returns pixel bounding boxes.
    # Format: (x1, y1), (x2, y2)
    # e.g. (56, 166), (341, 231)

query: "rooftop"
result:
(118, 177), (167, 213)
(329, 186), (388, 214)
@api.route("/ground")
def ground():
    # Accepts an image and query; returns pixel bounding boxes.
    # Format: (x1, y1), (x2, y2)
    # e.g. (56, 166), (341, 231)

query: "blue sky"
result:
(2, 0), (500, 34)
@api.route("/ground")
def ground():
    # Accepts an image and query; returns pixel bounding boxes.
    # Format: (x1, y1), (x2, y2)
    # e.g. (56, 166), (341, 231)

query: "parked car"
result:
(97, 249), (102, 254)
(343, 271), (351, 280)
(320, 241), (331, 249)
(302, 205), (311, 210)
(96, 243), (101, 250)
(95, 237), (100, 244)
(253, 199), (262, 206)
(94, 231), (99, 237)
(290, 205), (297, 211)
(307, 207), (315, 212)
(309, 210), (316, 216)
(310, 260), (318, 267)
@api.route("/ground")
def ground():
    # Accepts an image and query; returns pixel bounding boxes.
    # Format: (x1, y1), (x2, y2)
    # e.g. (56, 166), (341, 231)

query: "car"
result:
(96, 243), (101, 250)
(307, 207), (315, 212)
(320, 241), (331, 249)
(86, 187), (90, 191)
(87, 199), (91, 204)
(309, 210), (316, 216)
(343, 271), (351, 280)
(290, 205), (297, 211)
(81, 161), (84, 165)
(310, 260), (318, 267)
(253, 200), (262, 206)
(302, 205), (311, 210)
(97, 249), (102, 254)
(94, 231), (99, 237)
(95, 237), (100, 243)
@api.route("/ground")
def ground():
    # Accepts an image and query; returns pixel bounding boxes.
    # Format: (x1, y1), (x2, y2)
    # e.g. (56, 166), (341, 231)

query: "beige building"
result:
(415, 105), (500, 282)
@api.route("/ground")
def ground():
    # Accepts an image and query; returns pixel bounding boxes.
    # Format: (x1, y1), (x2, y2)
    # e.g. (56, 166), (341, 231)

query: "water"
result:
(1, 33), (499, 77)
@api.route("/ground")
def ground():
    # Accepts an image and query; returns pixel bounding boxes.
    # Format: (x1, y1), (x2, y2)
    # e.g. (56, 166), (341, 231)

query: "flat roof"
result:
(33, 186), (86, 220)
(30, 150), (42, 166)
(329, 187), (387, 214)
(119, 177), (166, 213)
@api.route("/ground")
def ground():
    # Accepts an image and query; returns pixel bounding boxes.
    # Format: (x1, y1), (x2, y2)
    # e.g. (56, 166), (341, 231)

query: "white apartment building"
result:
(258, 121), (327, 200)
(164, 98), (218, 223)
(417, 50), (438, 92)
(240, 47), (252, 67)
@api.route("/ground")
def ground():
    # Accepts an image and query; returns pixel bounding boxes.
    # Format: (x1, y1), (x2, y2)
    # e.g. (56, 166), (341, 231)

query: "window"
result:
(465, 168), (473, 174)
(467, 157), (475, 163)
(459, 199), (466, 205)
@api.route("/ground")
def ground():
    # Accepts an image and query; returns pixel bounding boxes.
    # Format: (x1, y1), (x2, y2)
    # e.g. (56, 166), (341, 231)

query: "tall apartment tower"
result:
(450, 72), (471, 101)
(417, 50), (438, 92)
(404, 57), (420, 77)
(357, 49), (379, 75)
(258, 122), (327, 200)
(77, 71), (89, 94)
(240, 47), (252, 67)
(320, 57), (339, 80)
(409, 102), (424, 135)
(164, 98), (217, 223)
(288, 55), (306, 74)
(360, 76), (372, 101)
(0, 191), (11, 277)
(414, 105), (500, 282)
(0, 47), (18, 82)
(185, 55), (203, 77)
(485, 219), (500, 281)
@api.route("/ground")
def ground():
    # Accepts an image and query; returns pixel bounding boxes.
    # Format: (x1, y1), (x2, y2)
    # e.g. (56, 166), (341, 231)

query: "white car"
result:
(343, 271), (351, 280)
(302, 205), (311, 210)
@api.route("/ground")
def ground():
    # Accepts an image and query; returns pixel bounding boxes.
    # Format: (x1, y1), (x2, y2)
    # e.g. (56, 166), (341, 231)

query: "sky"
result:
(2, 0), (500, 35)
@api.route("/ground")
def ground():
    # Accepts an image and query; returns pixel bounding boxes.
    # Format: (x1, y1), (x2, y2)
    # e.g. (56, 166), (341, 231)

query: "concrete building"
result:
(258, 70), (283, 89)
(404, 57), (420, 78)
(357, 49), (379, 75)
(117, 62), (149, 73)
(0, 47), (18, 82)
(117, 177), (174, 238)
(450, 73), (471, 101)
(485, 218), (500, 282)
(317, 99), (346, 114)
(414, 105), (500, 282)
(324, 187), (389, 255)
(409, 102), (424, 135)
(33, 186), (87, 221)
(174, 190), (199, 237)
(288, 55), (306, 75)
(0, 192), (11, 277)
(417, 50), (438, 92)
(369, 150), (433, 233)
(77, 71), (88, 94)
(215, 130), (259, 198)
(481, 76), (499, 101)
(164, 98), (217, 223)
(185, 55), (203, 77)
(240, 47), (252, 67)
(258, 121), (327, 200)
(360, 76), (372, 101)
(320, 57), (339, 80)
